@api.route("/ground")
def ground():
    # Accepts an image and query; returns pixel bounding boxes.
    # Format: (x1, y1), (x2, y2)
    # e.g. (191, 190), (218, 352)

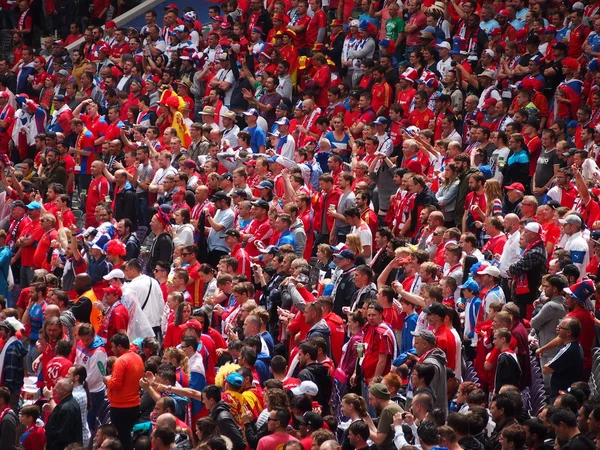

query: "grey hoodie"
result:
(406, 348), (448, 414)
(307, 318), (332, 356)
(530, 295), (567, 358)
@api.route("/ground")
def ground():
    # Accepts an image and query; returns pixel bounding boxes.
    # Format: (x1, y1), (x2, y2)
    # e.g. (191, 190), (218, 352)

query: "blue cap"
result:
(53, 94), (65, 102)
(459, 278), (480, 294)
(423, 25), (436, 34)
(564, 280), (595, 304)
(26, 201), (42, 210)
(267, 155), (279, 163)
(590, 58), (600, 72)
(322, 283), (334, 296)
(567, 120), (579, 128)
(257, 180), (274, 189)
(226, 372), (244, 388)
(373, 116), (388, 125)
(242, 108), (259, 117)
(333, 249), (355, 260)
(275, 117), (290, 126)
(530, 55), (543, 65)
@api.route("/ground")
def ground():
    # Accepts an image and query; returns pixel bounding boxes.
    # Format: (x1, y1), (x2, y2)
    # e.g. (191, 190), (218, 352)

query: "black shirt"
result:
(548, 341), (584, 397)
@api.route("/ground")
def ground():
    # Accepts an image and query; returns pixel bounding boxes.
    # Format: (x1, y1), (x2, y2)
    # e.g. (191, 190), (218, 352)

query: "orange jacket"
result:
(107, 350), (144, 408)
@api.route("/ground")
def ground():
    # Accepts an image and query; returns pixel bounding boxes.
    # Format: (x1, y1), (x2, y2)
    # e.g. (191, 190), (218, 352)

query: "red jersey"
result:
(306, 10), (327, 48)
(568, 24), (590, 59)
(409, 108), (434, 130)
(289, 15), (311, 48)
(435, 324), (457, 371)
(98, 303), (129, 354)
(525, 134), (542, 177)
(245, 217), (271, 257)
(21, 425), (46, 450)
(372, 81), (393, 115)
(80, 113), (107, 154)
(567, 308), (595, 371)
(20, 219), (44, 267)
(232, 243), (252, 280)
(362, 324), (395, 383)
(45, 356), (73, 389)
(111, 42), (131, 59)
(464, 191), (487, 222)
(33, 228), (57, 270)
(482, 233), (507, 256)
(86, 176), (110, 223)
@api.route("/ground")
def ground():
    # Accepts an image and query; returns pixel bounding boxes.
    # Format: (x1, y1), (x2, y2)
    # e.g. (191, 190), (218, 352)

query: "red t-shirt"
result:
(21, 219), (44, 267)
(372, 81), (393, 115)
(290, 15), (311, 48)
(45, 356), (73, 389)
(482, 233), (507, 256)
(465, 191), (487, 222)
(567, 308), (595, 371)
(525, 135), (542, 177)
(409, 108), (434, 130)
(435, 324), (457, 371)
(362, 324), (394, 383)
(99, 303), (129, 354)
(111, 42), (131, 59)
(33, 228), (58, 270)
(245, 217), (271, 257)
(21, 425), (46, 450)
(306, 10), (327, 48)
(86, 176), (110, 218)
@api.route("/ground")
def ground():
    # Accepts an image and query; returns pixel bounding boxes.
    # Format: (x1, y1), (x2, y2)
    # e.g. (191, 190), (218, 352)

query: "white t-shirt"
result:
(351, 222), (373, 263)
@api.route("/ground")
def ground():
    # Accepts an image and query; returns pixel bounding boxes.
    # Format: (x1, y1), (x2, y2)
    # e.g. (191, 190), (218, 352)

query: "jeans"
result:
(88, 389), (106, 431)
(136, 192), (150, 229)
(26, 342), (39, 374)
(20, 266), (33, 289)
(110, 405), (140, 450)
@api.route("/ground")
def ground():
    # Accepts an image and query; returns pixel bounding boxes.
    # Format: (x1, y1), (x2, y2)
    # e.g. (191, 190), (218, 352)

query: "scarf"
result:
(0, 336), (18, 384)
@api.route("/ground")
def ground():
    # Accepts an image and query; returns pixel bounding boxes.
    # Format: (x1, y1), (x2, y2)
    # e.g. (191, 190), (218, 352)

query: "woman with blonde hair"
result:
(345, 233), (365, 265)
(340, 392), (368, 449)
(163, 347), (189, 387)
(484, 178), (503, 218)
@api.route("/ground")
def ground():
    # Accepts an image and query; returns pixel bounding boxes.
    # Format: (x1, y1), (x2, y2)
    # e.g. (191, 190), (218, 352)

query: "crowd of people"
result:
(5, 0), (600, 450)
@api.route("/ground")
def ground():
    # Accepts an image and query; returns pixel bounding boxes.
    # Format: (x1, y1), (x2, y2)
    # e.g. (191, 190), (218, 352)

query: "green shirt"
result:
(385, 16), (405, 41)
(376, 401), (404, 450)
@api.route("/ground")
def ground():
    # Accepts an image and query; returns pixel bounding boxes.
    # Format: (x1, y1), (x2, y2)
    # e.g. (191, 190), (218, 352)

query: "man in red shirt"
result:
(243, 199), (271, 257)
(288, 0), (311, 50)
(567, 9), (590, 59)
(223, 229), (252, 280)
(306, 0), (327, 49)
(523, 119), (542, 178)
(463, 172), (486, 236)
(424, 302), (457, 371)
(181, 245), (203, 308)
(401, 139), (424, 175)
(109, 28), (131, 65)
(482, 217), (507, 257)
(85, 160), (110, 227)
(16, 201), (44, 285)
(45, 339), (73, 389)
(98, 286), (129, 354)
(409, 91), (434, 130)
(371, 66), (393, 116)
(33, 213), (58, 271)
(312, 174), (341, 254)
(7, 200), (32, 275)
(361, 302), (395, 385)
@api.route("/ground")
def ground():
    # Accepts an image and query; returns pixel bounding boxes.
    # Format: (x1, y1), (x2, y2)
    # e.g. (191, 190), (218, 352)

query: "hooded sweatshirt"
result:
(298, 361), (333, 415)
(306, 319), (332, 356)
(406, 348), (448, 414)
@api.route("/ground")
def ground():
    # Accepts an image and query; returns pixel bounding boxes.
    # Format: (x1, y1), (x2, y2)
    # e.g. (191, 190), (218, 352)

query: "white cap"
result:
(437, 41), (451, 50)
(479, 265), (501, 278)
(103, 269), (125, 280)
(483, 49), (495, 58)
(524, 222), (543, 234)
(291, 380), (319, 396)
(573, 1), (585, 10)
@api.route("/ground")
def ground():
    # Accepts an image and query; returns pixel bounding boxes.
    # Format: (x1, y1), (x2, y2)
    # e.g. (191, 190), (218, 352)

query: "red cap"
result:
(490, 27), (502, 36)
(497, 8), (510, 16)
(504, 182), (525, 192)
(272, 13), (285, 21)
(243, 160), (257, 166)
(98, 43), (111, 54)
(331, 19), (343, 27)
(482, 98), (498, 109)
(164, 3), (178, 9)
(103, 285), (122, 297)
(179, 319), (203, 331)
(106, 20), (117, 29)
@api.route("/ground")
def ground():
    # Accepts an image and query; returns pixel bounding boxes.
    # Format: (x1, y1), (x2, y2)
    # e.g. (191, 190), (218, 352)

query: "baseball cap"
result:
(459, 278), (480, 294)
(591, 230), (600, 245)
(275, 117), (290, 126)
(437, 41), (451, 50)
(257, 180), (274, 190)
(410, 329), (436, 345)
(218, 53), (229, 61)
(212, 191), (229, 201)
(553, 42), (568, 52)
(478, 265), (501, 278)
(497, 8), (510, 16)
(230, 189), (247, 198)
(297, 411), (324, 429)
(333, 249), (355, 260)
(482, 98), (498, 109)
(373, 116), (388, 126)
(0, 317), (24, 332)
(103, 269), (125, 280)
(251, 199), (270, 210)
(423, 302), (448, 317)
(291, 380), (319, 396)
(10, 200), (26, 209)
(523, 222), (543, 234)
(26, 201), (42, 210)
(504, 182), (525, 192)
(222, 229), (241, 239)
(226, 372), (244, 388)
(559, 214), (582, 226)
(179, 319), (202, 331)
(103, 285), (122, 297)
(563, 147), (578, 157)
(53, 94), (65, 102)
(243, 108), (259, 117)
(573, 1), (585, 10)
(182, 159), (197, 170)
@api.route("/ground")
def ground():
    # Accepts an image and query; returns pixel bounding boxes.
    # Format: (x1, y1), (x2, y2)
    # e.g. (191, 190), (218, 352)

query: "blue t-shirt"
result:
(401, 312), (418, 353)
(325, 131), (351, 162)
(29, 302), (45, 341)
(245, 125), (267, 153)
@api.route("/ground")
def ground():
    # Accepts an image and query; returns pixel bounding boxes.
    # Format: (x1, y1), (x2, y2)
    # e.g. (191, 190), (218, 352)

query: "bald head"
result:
(44, 304), (60, 318)
(155, 413), (177, 430)
(504, 213), (520, 233)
